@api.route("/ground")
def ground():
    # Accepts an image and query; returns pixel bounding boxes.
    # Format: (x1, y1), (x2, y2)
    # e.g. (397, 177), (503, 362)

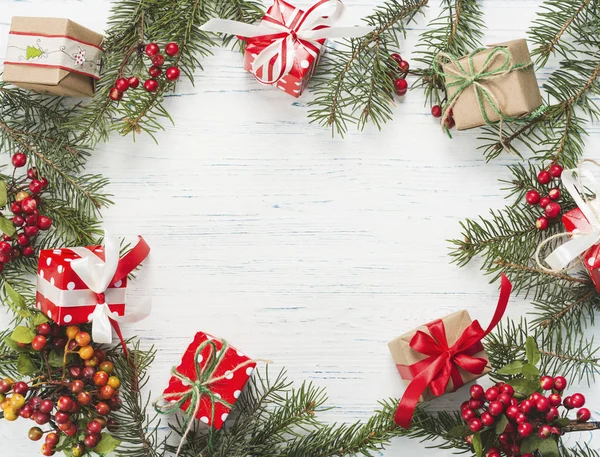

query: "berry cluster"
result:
(0, 324), (121, 456)
(462, 375), (591, 457)
(390, 53), (410, 96)
(523, 164), (564, 231)
(1, 153), (52, 269)
(430, 104), (455, 130)
(109, 42), (181, 101)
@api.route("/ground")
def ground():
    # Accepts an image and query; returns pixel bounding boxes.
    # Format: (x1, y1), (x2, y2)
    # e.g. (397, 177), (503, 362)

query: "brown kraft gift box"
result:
(3, 17), (104, 97)
(442, 39), (542, 131)
(388, 310), (490, 402)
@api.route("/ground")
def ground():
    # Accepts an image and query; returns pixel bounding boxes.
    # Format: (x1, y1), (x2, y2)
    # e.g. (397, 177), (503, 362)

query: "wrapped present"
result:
(159, 332), (256, 430)
(389, 275), (512, 428)
(36, 233), (150, 343)
(436, 39), (543, 130)
(540, 165), (600, 292)
(3, 17), (103, 96)
(200, 0), (372, 97)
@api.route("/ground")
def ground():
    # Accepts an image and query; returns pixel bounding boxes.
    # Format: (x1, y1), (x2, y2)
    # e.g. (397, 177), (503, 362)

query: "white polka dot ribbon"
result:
(69, 231), (151, 344)
(200, 0), (373, 85)
(536, 162), (600, 272)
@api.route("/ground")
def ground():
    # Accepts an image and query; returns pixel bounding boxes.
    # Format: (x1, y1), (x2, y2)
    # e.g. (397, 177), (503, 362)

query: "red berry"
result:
(40, 177), (48, 189)
(539, 196), (551, 208)
(64, 423), (78, 437)
(460, 401), (470, 411)
(485, 387), (500, 401)
(390, 53), (402, 62)
(128, 76), (140, 89)
(115, 77), (130, 92)
(41, 444), (55, 456)
(525, 189), (541, 205)
(444, 116), (455, 129)
(461, 408), (476, 421)
(29, 179), (43, 194)
(77, 392), (92, 406)
(540, 375), (554, 390)
(398, 60), (410, 73)
(11, 202), (21, 214)
(19, 405), (34, 418)
(549, 188), (561, 200)
(165, 66), (181, 81)
(152, 54), (165, 67)
(87, 420), (103, 435)
(470, 384), (484, 399)
(34, 411), (50, 425)
(71, 380), (85, 394)
(27, 167), (38, 179)
(24, 225), (39, 238)
(21, 197), (36, 214)
(16, 234), (29, 247)
(145, 43), (160, 57)
(12, 215), (24, 227)
(94, 370), (109, 387)
(538, 424), (552, 439)
(545, 202), (561, 218)
(486, 448), (501, 457)
(109, 87), (123, 101)
(515, 412), (527, 424)
(499, 384), (514, 396)
(431, 105), (442, 118)
(549, 164), (563, 178)
(498, 393), (512, 405)
(96, 401), (111, 416)
(37, 216), (52, 230)
(481, 411), (495, 426)
(571, 393), (585, 408)
(165, 42), (180, 57)
(553, 376), (567, 391)
(84, 434), (100, 448)
(537, 170), (552, 184)
(57, 395), (74, 412)
(0, 242), (11, 254)
(577, 407), (591, 422)
(546, 406), (559, 421)
(488, 401), (504, 416)
(536, 216), (549, 231)
(548, 393), (562, 406)
(394, 78), (408, 95)
(469, 398), (484, 410)
(25, 214), (38, 226)
(498, 432), (509, 443)
(518, 422), (533, 437)
(54, 411), (70, 424)
(506, 405), (519, 419)
(12, 153), (27, 168)
(468, 418), (483, 432)
(144, 79), (159, 92)
(13, 381), (28, 395)
(31, 334), (46, 351)
(530, 392), (543, 402)
(148, 65), (162, 78)
(57, 421), (72, 432)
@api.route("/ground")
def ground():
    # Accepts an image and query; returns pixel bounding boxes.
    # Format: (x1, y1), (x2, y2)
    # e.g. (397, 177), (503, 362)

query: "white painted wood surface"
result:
(1, 1), (600, 455)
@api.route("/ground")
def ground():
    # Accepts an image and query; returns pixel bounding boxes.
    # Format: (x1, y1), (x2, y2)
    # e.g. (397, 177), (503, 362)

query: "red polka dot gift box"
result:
(35, 236), (150, 330)
(160, 331), (257, 429)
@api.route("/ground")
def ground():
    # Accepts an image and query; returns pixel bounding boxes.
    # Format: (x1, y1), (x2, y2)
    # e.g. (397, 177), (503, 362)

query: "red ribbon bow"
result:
(394, 274), (512, 428)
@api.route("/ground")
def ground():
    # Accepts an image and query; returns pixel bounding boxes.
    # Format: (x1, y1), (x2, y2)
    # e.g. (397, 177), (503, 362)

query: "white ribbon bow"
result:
(70, 232), (150, 344)
(200, 0), (373, 84)
(540, 165), (600, 271)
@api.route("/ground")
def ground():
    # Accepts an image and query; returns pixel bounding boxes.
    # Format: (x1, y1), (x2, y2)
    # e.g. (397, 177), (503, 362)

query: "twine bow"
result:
(394, 274), (512, 429)
(536, 160), (600, 273)
(154, 340), (259, 457)
(432, 47), (544, 139)
(200, 0), (372, 85)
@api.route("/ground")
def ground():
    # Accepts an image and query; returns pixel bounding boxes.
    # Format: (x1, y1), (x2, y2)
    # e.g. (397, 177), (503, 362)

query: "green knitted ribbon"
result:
(432, 47), (545, 137)
(154, 339), (255, 456)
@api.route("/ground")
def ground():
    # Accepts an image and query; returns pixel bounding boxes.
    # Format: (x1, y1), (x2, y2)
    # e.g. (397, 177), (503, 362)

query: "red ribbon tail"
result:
(109, 318), (129, 359)
(112, 236), (151, 283)
(484, 274), (512, 336)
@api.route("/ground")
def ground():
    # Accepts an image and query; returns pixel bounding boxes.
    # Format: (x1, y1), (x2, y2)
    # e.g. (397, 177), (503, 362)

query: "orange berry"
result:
(74, 331), (91, 347)
(66, 326), (80, 340)
(99, 385), (115, 400)
(78, 345), (94, 360)
(107, 376), (121, 390)
(98, 361), (114, 374)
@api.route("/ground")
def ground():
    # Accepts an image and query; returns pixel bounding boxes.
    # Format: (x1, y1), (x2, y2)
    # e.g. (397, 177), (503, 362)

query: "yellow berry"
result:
(79, 345), (94, 360)
(66, 325), (81, 340)
(15, 191), (29, 202)
(0, 393), (5, 403)
(0, 399), (11, 411)
(3, 407), (17, 421)
(107, 376), (121, 390)
(10, 393), (25, 410)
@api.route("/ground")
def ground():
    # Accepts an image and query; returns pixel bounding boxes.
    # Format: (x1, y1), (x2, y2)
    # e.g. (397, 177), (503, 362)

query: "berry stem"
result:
(563, 421), (600, 433)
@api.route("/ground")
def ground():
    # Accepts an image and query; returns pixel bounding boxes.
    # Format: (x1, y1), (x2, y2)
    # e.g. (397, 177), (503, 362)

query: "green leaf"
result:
(495, 415), (509, 434)
(94, 433), (121, 455)
(48, 348), (72, 368)
(472, 432), (482, 457)
(3, 337), (30, 353)
(32, 313), (50, 326)
(448, 424), (471, 438)
(497, 360), (525, 375)
(4, 282), (31, 318)
(0, 181), (7, 208)
(0, 216), (16, 237)
(526, 336), (540, 366)
(522, 363), (540, 379)
(509, 378), (540, 398)
(555, 418), (570, 427)
(520, 436), (559, 457)
(11, 326), (35, 344)
(17, 353), (37, 376)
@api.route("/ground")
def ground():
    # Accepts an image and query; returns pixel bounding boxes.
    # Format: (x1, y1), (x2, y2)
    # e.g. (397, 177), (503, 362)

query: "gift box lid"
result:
(3, 17), (104, 97)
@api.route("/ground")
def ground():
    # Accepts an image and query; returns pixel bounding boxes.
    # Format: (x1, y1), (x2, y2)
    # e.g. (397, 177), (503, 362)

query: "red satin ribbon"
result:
(394, 274), (512, 428)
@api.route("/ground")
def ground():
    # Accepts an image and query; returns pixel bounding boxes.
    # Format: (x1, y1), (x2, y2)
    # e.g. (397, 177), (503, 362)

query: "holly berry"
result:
(554, 376), (567, 391)
(486, 448), (501, 457)
(165, 42), (180, 57)
(96, 401), (111, 416)
(41, 443), (55, 456)
(148, 65), (162, 78)
(515, 412), (528, 424)
(540, 375), (554, 390)
(499, 384), (514, 396)
(444, 116), (455, 130)
(38, 216), (52, 230)
(99, 385), (115, 400)
(481, 411), (495, 426)
(545, 202), (561, 219)
(115, 78), (130, 92)
(390, 53), (402, 63)
(145, 43), (160, 57)
(545, 406), (559, 421)
(536, 216), (549, 231)
(485, 387), (500, 401)
(525, 190), (540, 205)
(87, 419), (103, 435)
(577, 407), (591, 422)
(144, 79), (159, 92)
(468, 418), (483, 432)
(31, 335), (47, 351)
(19, 404), (34, 418)
(539, 196), (551, 209)
(109, 87), (124, 101)
(517, 422), (533, 437)
(152, 54), (165, 67)
(13, 381), (28, 396)
(462, 408), (476, 421)
(488, 401), (504, 416)
(39, 399), (54, 413)
(537, 170), (552, 184)
(12, 153), (27, 168)
(84, 434), (100, 448)
(94, 371), (109, 387)
(27, 167), (38, 179)
(431, 105), (442, 118)
(77, 391), (92, 406)
(548, 188), (561, 200)
(538, 424), (552, 439)
(536, 396), (551, 412)
(29, 179), (44, 194)
(128, 76), (140, 89)
(469, 384), (484, 399)
(394, 78), (408, 96)
(548, 393), (562, 406)
(570, 393), (585, 408)
(549, 164), (563, 178)
(34, 411), (51, 425)
(398, 60), (410, 73)
(166, 66), (181, 81)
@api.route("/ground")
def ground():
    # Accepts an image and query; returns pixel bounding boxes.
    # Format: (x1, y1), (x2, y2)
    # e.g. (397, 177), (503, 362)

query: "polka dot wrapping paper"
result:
(35, 245), (127, 326)
(162, 331), (256, 429)
(242, 0), (326, 98)
(562, 208), (600, 292)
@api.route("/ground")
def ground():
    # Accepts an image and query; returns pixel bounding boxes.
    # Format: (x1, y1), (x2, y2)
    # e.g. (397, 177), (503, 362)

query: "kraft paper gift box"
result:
(441, 39), (543, 130)
(388, 310), (490, 402)
(4, 17), (104, 97)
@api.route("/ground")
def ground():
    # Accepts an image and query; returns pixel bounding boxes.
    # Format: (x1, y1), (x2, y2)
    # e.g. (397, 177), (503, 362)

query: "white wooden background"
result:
(1, 1), (600, 455)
